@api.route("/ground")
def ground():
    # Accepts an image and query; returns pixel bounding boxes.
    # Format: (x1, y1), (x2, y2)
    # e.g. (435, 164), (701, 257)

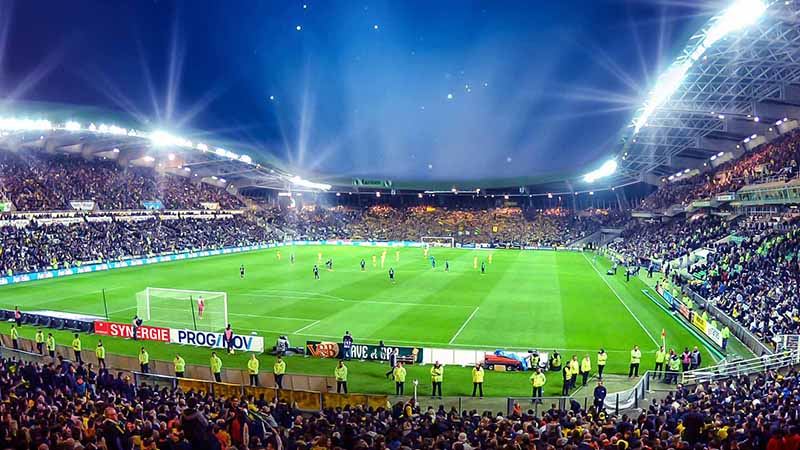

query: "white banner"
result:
(169, 328), (265, 353)
(200, 202), (220, 210)
(704, 323), (724, 347)
(69, 200), (96, 211)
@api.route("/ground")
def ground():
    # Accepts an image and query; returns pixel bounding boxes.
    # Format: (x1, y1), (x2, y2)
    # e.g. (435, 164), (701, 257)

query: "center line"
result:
(449, 306), (480, 344)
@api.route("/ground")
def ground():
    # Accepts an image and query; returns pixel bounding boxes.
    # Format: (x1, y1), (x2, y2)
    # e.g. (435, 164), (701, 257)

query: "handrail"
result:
(680, 349), (800, 384)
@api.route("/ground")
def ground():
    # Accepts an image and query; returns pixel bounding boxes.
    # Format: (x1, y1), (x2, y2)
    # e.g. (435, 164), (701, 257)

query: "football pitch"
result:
(0, 246), (728, 397)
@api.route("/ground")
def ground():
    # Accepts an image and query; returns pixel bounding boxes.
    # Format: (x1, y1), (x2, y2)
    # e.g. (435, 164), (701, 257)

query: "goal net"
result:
(136, 288), (228, 332)
(421, 236), (455, 248)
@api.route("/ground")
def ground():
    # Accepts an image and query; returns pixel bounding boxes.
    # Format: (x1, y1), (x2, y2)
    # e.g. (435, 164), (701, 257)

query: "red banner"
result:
(94, 321), (170, 342)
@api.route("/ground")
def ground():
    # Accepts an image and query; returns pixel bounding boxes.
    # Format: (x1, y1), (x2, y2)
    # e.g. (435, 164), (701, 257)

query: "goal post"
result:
(421, 236), (455, 248)
(136, 288), (228, 332)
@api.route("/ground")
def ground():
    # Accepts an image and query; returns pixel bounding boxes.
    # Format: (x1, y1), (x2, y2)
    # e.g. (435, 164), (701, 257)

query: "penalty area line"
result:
(582, 252), (659, 347)
(293, 319), (321, 334)
(449, 306), (480, 345)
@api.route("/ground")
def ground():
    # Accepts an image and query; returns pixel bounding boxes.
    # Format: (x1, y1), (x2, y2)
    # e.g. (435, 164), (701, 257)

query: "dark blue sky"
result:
(0, 0), (705, 182)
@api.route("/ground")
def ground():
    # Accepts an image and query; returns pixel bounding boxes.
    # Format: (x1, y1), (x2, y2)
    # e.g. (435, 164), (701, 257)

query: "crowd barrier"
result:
(0, 309), (95, 333)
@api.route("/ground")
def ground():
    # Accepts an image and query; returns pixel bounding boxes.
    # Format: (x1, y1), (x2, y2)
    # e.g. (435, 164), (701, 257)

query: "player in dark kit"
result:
(313, 265), (320, 280)
(389, 268), (395, 282)
(240, 265), (245, 279)
(481, 262), (485, 274)
(326, 258), (333, 271)
(360, 259), (366, 271)
(445, 261), (449, 272)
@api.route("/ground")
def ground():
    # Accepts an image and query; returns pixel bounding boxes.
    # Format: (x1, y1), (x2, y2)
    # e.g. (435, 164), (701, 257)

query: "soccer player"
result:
(342, 331), (353, 360)
(380, 251), (386, 268)
(313, 265), (320, 280)
(276, 250), (281, 261)
(240, 264), (245, 279)
(132, 315), (142, 341)
(290, 253), (295, 264)
(326, 258), (333, 271)
(318, 252), (323, 263)
(395, 250), (400, 262)
(424, 246), (429, 258)
(473, 256), (478, 269)
(360, 258), (366, 271)
(335, 361), (348, 393)
(445, 261), (449, 272)
(224, 324), (235, 354)
(372, 255), (377, 267)
(197, 296), (205, 320)
(72, 334), (83, 364)
(14, 306), (21, 327)
(430, 255), (436, 269)
(488, 254), (493, 264)
(389, 267), (395, 282)
(481, 261), (486, 274)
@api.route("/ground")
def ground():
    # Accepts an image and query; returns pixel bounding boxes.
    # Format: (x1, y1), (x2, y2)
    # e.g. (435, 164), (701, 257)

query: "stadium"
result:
(1, 0), (800, 449)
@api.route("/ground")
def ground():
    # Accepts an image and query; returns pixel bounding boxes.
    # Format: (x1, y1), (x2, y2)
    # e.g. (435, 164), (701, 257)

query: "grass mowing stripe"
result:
(449, 306), (480, 344)
(581, 252), (659, 346)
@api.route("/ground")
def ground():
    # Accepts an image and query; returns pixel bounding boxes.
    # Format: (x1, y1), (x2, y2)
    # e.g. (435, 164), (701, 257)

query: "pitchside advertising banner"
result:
(305, 340), (423, 363)
(94, 321), (170, 342)
(169, 329), (265, 353)
(656, 289), (724, 348)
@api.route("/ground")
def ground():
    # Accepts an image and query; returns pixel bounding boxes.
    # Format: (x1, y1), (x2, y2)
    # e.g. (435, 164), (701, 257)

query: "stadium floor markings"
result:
(448, 306), (480, 344)
(242, 291), (472, 309)
(581, 252), (659, 346)
(292, 319), (321, 334)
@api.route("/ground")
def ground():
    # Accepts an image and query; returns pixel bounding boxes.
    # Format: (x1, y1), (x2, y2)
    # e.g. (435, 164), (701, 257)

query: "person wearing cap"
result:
(96, 340), (106, 369)
(273, 356), (286, 389)
(35, 329), (45, 355)
(430, 361), (444, 398)
(139, 347), (150, 373)
(471, 363), (484, 398)
(392, 362), (406, 395)
(597, 348), (608, 380)
(247, 354), (259, 386)
(72, 334), (83, 364)
(628, 345), (641, 378)
(46, 333), (56, 358)
(174, 353), (185, 378)
(530, 368), (546, 401)
(210, 352), (223, 382)
(334, 360), (348, 393)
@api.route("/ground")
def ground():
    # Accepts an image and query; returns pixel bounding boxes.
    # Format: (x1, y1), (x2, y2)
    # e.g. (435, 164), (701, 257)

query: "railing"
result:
(680, 349), (800, 384)
(776, 335), (800, 352)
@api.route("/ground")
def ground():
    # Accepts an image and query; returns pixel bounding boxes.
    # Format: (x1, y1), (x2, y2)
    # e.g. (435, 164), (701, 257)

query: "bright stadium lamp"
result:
(64, 121), (81, 131)
(290, 175), (332, 191)
(583, 159), (617, 183)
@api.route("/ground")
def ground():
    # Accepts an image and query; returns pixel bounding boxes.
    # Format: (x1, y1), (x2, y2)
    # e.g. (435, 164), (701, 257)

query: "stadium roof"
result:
(598, 0), (800, 189)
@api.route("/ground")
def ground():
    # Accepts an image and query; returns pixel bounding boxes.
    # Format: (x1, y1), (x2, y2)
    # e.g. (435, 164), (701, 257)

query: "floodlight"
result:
(711, 155), (717, 161)
(168, 153), (176, 161)
(376, 192), (381, 197)
(64, 121), (81, 131)
(718, 151), (725, 157)
(753, 116), (760, 122)
(142, 156), (155, 163)
(583, 159), (617, 183)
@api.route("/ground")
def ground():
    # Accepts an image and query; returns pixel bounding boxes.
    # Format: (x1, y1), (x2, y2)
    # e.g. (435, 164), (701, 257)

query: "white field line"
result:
(582, 252), (659, 346)
(293, 319), (321, 334)
(242, 291), (471, 309)
(449, 306), (480, 344)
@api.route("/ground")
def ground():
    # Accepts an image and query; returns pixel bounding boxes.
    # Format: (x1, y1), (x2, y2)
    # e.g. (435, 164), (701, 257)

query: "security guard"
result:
(721, 326), (731, 350)
(430, 361), (444, 398)
(597, 349), (608, 380)
(550, 351), (562, 371)
(96, 340), (106, 369)
(335, 360), (348, 393)
(247, 354), (260, 386)
(628, 345), (641, 378)
(568, 355), (579, 388)
(35, 329), (45, 354)
(580, 354), (592, 386)
(72, 334), (82, 364)
(471, 363), (484, 398)
(10, 325), (18, 349)
(392, 362), (406, 395)
(210, 352), (223, 382)
(174, 353), (185, 378)
(654, 346), (666, 379)
(139, 347), (150, 373)
(273, 356), (286, 389)
(530, 368), (546, 401)
(561, 362), (572, 396)
(46, 333), (56, 358)
(666, 351), (681, 384)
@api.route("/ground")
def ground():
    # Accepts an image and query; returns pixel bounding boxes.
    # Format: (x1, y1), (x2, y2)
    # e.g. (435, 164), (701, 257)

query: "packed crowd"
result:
(638, 129), (800, 211)
(684, 220), (800, 345)
(0, 215), (280, 275)
(609, 215), (733, 262)
(0, 151), (244, 211)
(2, 349), (799, 450)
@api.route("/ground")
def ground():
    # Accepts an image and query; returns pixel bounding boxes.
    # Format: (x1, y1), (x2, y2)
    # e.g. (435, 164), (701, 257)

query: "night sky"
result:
(0, 0), (705, 182)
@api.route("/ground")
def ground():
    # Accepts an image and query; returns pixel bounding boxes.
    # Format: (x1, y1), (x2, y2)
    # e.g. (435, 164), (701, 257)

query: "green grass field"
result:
(0, 246), (734, 397)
